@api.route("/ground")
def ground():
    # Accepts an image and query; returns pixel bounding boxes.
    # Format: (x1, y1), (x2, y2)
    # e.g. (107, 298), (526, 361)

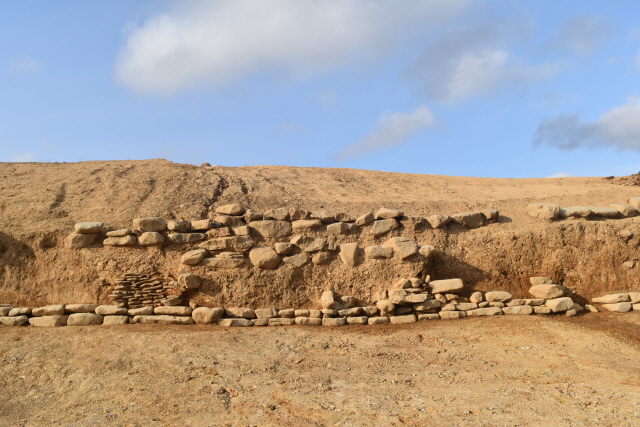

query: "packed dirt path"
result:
(2, 313), (640, 426)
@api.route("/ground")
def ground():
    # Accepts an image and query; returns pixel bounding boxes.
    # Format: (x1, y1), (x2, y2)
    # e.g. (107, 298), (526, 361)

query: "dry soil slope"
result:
(0, 160), (639, 305)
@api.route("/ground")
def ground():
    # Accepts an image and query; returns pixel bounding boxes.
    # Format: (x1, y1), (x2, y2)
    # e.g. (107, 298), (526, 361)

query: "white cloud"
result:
(408, 19), (560, 104)
(541, 14), (611, 57)
(9, 57), (40, 73)
(546, 172), (572, 178)
(334, 106), (434, 160)
(10, 152), (38, 162)
(534, 96), (640, 151)
(115, 0), (468, 96)
(635, 47), (640, 69)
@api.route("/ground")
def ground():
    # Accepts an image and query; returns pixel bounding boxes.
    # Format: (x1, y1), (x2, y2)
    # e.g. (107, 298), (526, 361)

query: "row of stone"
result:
(591, 292), (640, 312)
(66, 204), (500, 249)
(107, 272), (200, 309)
(527, 198), (640, 221)
(181, 237), (435, 269)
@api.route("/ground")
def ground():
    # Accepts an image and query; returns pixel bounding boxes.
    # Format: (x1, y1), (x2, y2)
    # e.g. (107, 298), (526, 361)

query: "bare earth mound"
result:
(1, 160), (640, 425)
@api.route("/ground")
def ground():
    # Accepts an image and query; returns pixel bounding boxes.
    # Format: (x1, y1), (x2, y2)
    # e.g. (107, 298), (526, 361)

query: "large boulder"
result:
(67, 313), (103, 326)
(451, 212), (484, 229)
(529, 284), (565, 299)
(384, 237), (418, 259)
(248, 220), (293, 238)
(29, 315), (68, 327)
(182, 249), (209, 265)
(249, 247), (281, 269)
(138, 232), (165, 246)
(0, 316), (29, 326)
(192, 307), (225, 324)
(65, 232), (99, 248)
(32, 305), (65, 316)
(8, 307), (32, 316)
(427, 279), (463, 294)
(370, 219), (398, 237)
(74, 222), (104, 234)
(339, 243), (359, 267)
(592, 293), (630, 304)
(321, 291), (337, 309)
(602, 302), (632, 312)
(545, 297), (574, 312)
(527, 203), (560, 220)
(132, 217), (167, 232)
(376, 299), (395, 316)
(588, 207), (620, 218)
(216, 204), (245, 216)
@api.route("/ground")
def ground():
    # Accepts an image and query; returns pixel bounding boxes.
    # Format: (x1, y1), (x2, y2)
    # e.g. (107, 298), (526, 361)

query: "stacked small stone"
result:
(108, 272), (182, 309)
(591, 292), (640, 312)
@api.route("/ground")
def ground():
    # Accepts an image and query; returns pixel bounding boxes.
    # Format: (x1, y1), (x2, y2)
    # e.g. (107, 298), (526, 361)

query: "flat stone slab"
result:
(428, 279), (463, 294)
(32, 305), (65, 316)
(75, 222), (104, 234)
(466, 307), (503, 317)
(440, 311), (466, 319)
(8, 307), (32, 316)
(216, 204), (246, 216)
(602, 302), (632, 312)
(529, 284), (565, 299)
(295, 317), (322, 326)
(225, 307), (256, 319)
(451, 212), (484, 229)
(29, 315), (68, 327)
(103, 315), (129, 325)
(485, 291), (512, 302)
(322, 318), (347, 327)
(502, 306), (533, 315)
(527, 203), (560, 220)
(95, 305), (128, 316)
(191, 307), (224, 324)
(593, 293), (630, 304)
(155, 306), (192, 316)
(65, 304), (98, 313)
(132, 217), (167, 232)
(67, 313), (103, 326)
(0, 316), (29, 326)
(347, 316), (368, 325)
(506, 299), (545, 307)
(268, 318), (295, 326)
(128, 306), (153, 315)
(418, 313), (440, 321)
(218, 318), (254, 327)
(545, 297), (574, 312)
(389, 314), (417, 324)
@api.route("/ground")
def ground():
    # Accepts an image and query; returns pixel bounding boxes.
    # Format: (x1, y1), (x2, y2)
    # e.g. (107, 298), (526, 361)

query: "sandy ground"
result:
(2, 313), (640, 427)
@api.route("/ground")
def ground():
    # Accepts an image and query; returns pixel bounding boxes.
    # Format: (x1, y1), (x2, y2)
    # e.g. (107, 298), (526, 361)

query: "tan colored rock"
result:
(533, 306), (552, 314)
(368, 316), (390, 325)
(489, 302), (505, 308)
(0, 316), (29, 326)
(181, 249), (208, 265)
(322, 318), (346, 327)
(244, 209), (263, 222)
(391, 294), (428, 305)
(338, 307), (363, 317)
(322, 309), (337, 317)
(137, 232), (165, 246)
(104, 235), (137, 246)
(291, 235), (325, 252)
(225, 307), (255, 319)
(469, 292), (483, 303)
(529, 277), (552, 286)
(426, 214), (450, 229)
(291, 219), (323, 230)
(370, 219), (398, 237)
(355, 212), (375, 226)
(376, 299), (395, 316)
(592, 293), (630, 304)
(233, 225), (250, 236)
(278, 309), (295, 318)
(103, 315), (128, 325)
(371, 289), (387, 303)
(466, 307), (503, 317)
(428, 279), (463, 294)
(585, 304), (599, 313)
(506, 299), (545, 306)
(216, 204), (245, 216)
(177, 273), (200, 289)
(294, 309), (310, 317)
(311, 210), (336, 223)
(95, 305), (128, 316)
(32, 304), (65, 316)
(321, 291), (336, 309)
(283, 253), (308, 267)
(545, 297), (574, 312)
(295, 317), (322, 326)
(8, 307), (32, 316)
(418, 313), (440, 321)
(213, 215), (244, 228)
(623, 261), (635, 269)
(602, 302), (632, 312)
(485, 291), (512, 302)
(168, 220), (191, 232)
(454, 303), (478, 311)
(588, 206), (620, 218)
(440, 311), (466, 319)
(128, 306), (153, 315)
(68, 313), (103, 326)
(248, 220), (293, 238)
(628, 292), (640, 303)
(527, 203), (561, 220)
(311, 251), (332, 265)
(268, 318), (295, 326)
(529, 284), (564, 299)
(189, 219), (212, 231)
(364, 245), (393, 259)
(481, 209), (499, 221)
(629, 197), (640, 210)
(199, 235), (254, 252)
(274, 242), (293, 255)
(167, 233), (205, 244)
(154, 306), (192, 316)
(502, 305), (533, 315)
(201, 253), (245, 268)
(335, 212), (355, 222)
(327, 222), (350, 235)
(106, 229), (134, 237)
(412, 300), (441, 312)
(133, 217), (167, 232)
(29, 315), (68, 327)
(375, 207), (404, 219)
(218, 318), (254, 327)
(64, 304), (97, 313)
(451, 212), (484, 229)
(249, 247), (280, 269)
(66, 232), (100, 248)
(339, 243), (359, 266)
(384, 237), (419, 259)
(418, 245), (435, 257)
(560, 206), (591, 219)
(289, 209), (308, 220)
(346, 316), (367, 325)
(75, 222), (104, 234)
(252, 309), (276, 319)
(264, 208), (290, 221)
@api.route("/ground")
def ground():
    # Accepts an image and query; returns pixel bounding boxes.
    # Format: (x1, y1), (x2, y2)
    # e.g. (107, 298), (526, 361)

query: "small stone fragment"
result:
(182, 249), (209, 265)
(216, 204), (245, 216)
(274, 242), (293, 255)
(339, 243), (359, 266)
(138, 232), (165, 246)
(370, 219), (398, 237)
(218, 318), (254, 327)
(132, 217), (167, 232)
(355, 212), (375, 226)
(249, 246), (281, 269)
(74, 222), (104, 234)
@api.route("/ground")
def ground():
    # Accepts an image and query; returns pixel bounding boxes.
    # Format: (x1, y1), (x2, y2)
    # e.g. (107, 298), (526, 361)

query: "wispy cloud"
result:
(115, 0), (469, 96)
(9, 57), (40, 73)
(334, 106), (434, 160)
(534, 96), (640, 151)
(546, 172), (572, 178)
(541, 14), (612, 57)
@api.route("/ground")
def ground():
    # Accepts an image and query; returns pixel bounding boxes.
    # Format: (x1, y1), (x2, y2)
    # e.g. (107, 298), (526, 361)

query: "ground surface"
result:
(2, 313), (640, 427)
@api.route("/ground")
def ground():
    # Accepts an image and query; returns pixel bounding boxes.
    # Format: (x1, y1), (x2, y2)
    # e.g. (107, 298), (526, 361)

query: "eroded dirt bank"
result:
(0, 160), (638, 306)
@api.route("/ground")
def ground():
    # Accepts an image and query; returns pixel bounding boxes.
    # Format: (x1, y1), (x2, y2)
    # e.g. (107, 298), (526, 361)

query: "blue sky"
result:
(1, 0), (640, 178)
